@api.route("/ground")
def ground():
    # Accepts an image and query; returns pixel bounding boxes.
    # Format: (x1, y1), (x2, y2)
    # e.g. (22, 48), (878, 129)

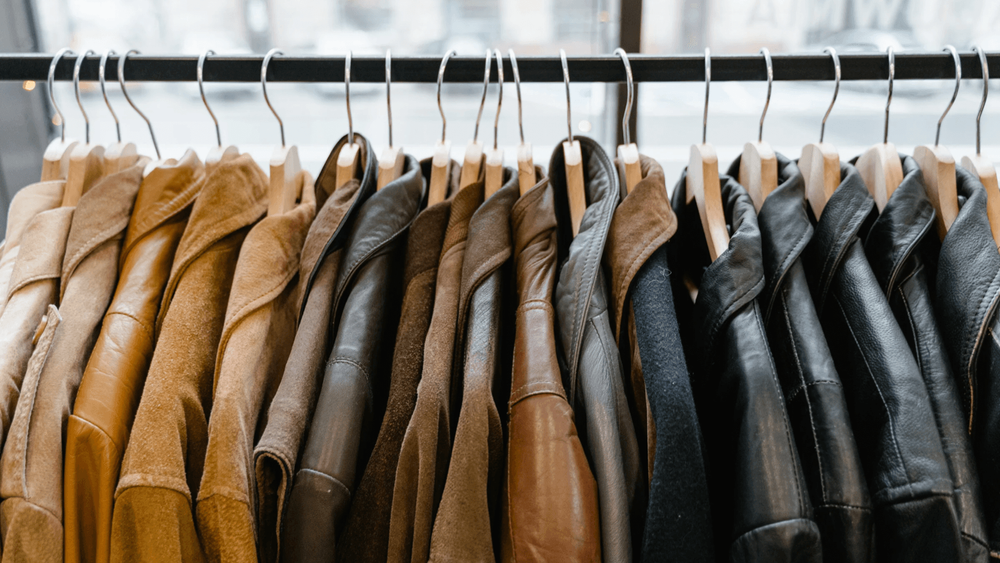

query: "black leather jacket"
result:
(730, 154), (873, 563)
(936, 165), (1000, 556)
(863, 156), (988, 561)
(670, 170), (822, 562)
(801, 161), (963, 563)
(281, 154), (424, 562)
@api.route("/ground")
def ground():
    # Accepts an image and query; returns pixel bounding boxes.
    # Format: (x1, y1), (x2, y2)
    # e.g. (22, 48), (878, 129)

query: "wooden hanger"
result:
(262, 49), (302, 216)
(377, 50), (405, 190)
(801, 47), (842, 219)
(962, 46), (1000, 246)
(560, 49), (587, 237)
(458, 50), (493, 190)
(484, 49), (505, 199)
(41, 48), (79, 181)
(739, 48), (778, 210)
(428, 50), (456, 206)
(916, 46), (962, 239)
(336, 51), (361, 191)
(63, 51), (106, 208)
(198, 50), (239, 169)
(686, 48), (729, 261)
(509, 49), (536, 196)
(614, 48), (641, 195)
(99, 50), (138, 175)
(856, 46), (903, 211)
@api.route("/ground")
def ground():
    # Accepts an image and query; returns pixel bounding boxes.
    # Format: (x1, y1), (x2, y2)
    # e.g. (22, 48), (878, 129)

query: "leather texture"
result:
(64, 151), (206, 563)
(731, 153), (874, 563)
(500, 176), (601, 563)
(801, 161), (963, 563)
(550, 136), (641, 563)
(110, 155), (268, 563)
(0, 180), (63, 316)
(669, 169), (822, 563)
(0, 164), (143, 563)
(862, 155), (988, 562)
(428, 167), (521, 562)
(282, 155), (424, 562)
(252, 134), (378, 563)
(935, 165), (1000, 556)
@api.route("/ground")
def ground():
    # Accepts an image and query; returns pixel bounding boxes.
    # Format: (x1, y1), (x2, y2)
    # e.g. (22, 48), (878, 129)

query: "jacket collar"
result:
(727, 152), (811, 324)
(440, 170), (485, 264)
(550, 136), (620, 397)
(670, 169), (765, 368)
(159, 154), (268, 329)
(4, 180), (64, 249)
(604, 155), (676, 341)
(936, 166), (1000, 426)
(298, 133), (378, 318)
(61, 163), (144, 299)
(511, 174), (557, 302)
(332, 154), (425, 318)
(803, 163), (875, 314)
(863, 155), (936, 295)
(6, 207), (74, 298)
(124, 149), (206, 257)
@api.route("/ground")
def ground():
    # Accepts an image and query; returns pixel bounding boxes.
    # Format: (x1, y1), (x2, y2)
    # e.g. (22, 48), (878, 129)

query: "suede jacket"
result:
(0, 180), (63, 315)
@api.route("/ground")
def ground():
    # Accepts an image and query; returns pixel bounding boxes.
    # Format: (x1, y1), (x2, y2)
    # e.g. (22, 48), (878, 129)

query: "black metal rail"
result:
(0, 52), (997, 83)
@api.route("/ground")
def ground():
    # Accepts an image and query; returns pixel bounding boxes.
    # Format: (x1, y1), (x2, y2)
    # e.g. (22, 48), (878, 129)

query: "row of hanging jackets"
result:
(4, 121), (1000, 563)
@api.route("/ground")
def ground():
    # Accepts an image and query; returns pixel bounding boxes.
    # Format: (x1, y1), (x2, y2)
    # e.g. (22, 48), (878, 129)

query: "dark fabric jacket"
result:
(550, 137), (641, 563)
(936, 165), (1000, 555)
(281, 154), (426, 562)
(801, 162), (963, 563)
(500, 176), (601, 563)
(727, 154), (874, 563)
(862, 156), (988, 562)
(669, 170), (822, 563)
(335, 159), (461, 563)
(253, 134), (377, 563)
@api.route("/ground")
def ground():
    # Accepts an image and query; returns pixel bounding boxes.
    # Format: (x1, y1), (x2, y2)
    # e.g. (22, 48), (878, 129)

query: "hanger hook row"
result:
(48, 47), (75, 143)
(884, 46), (894, 144)
(758, 47), (772, 143)
(437, 50), (456, 144)
(99, 49), (122, 143)
(509, 49), (525, 144)
(261, 48), (285, 147)
(613, 48), (634, 146)
(472, 49), (492, 143)
(820, 46), (840, 143)
(118, 50), (160, 159)
(936, 45), (961, 146)
(386, 49), (393, 148)
(492, 49), (503, 151)
(560, 49), (573, 143)
(74, 50), (95, 144)
(703, 47), (711, 145)
(973, 45), (989, 155)
(198, 49), (223, 147)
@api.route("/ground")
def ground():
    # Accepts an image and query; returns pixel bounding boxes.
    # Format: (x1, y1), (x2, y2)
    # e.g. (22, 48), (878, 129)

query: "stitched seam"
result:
(814, 502), (872, 511)
(896, 287), (923, 376)
(104, 311), (155, 346)
(786, 380), (843, 403)
(296, 467), (352, 498)
(326, 357), (374, 402)
(966, 274), (1000, 432)
(15, 318), (59, 502)
(705, 275), (765, 362)
(63, 220), (129, 282)
(764, 224), (812, 323)
(962, 531), (991, 550)
(885, 216), (935, 296)
(8, 273), (59, 296)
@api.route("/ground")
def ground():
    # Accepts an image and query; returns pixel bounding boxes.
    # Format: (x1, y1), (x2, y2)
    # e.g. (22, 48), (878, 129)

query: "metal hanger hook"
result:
(614, 48), (634, 146)
(437, 50), (456, 144)
(261, 48), (285, 147)
(198, 50), (223, 147)
(472, 49), (492, 143)
(560, 49), (573, 142)
(820, 47), (840, 143)
(118, 50), (160, 158)
(758, 47), (772, 143)
(48, 47), (75, 143)
(974, 45), (989, 155)
(345, 50), (354, 146)
(492, 49), (503, 150)
(509, 49), (525, 144)
(385, 49), (393, 148)
(936, 45), (961, 146)
(883, 46), (894, 144)
(703, 47), (711, 144)
(74, 50), (95, 143)
(99, 49), (122, 143)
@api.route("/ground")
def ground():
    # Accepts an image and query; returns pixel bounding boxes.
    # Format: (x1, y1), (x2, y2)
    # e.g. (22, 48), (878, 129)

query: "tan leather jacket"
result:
(500, 177), (601, 563)
(64, 151), (206, 563)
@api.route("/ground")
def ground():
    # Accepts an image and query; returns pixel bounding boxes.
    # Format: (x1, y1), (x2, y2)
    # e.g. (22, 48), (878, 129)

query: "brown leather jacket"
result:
(500, 176), (601, 562)
(64, 151), (206, 563)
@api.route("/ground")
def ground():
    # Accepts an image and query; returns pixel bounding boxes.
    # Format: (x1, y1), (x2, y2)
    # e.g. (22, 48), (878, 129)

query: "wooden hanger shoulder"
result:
(962, 153), (1000, 246)
(103, 142), (139, 175)
(738, 140), (777, 210)
(915, 144), (957, 239)
(484, 147), (504, 199)
(62, 143), (106, 207)
(562, 139), (586, 237)
(427, 140), (452, 206)
(516, 142), (536, 196)
(855, 142), (903, 211)
(206, 145), (240, 170)
(459, 140), (483, 190)
(335, 142), (360, 192)
(41, 138), (79, 181)
(377, 145), (406, 190)
(617, 142), (641, 195)
(800, 141), (840, 219)
(687, 143), (729, 261)
(269, 144), (302, 216)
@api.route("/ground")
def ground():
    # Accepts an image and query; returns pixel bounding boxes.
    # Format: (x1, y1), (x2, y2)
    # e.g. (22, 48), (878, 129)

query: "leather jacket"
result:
(282, 154), (426, 561)
(550, 136), (641, 562)
(500, 176), (601, 563)
(729, 154), (873, 563)
(801, 162), (963, 563)
(669, 170), (822, 562)
(935, 165), (1000, 556)
(862, 156), (988, 561)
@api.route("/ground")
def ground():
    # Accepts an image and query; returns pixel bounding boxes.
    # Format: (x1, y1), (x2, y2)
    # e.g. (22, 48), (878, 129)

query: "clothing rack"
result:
(0, 51), (998, 83)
